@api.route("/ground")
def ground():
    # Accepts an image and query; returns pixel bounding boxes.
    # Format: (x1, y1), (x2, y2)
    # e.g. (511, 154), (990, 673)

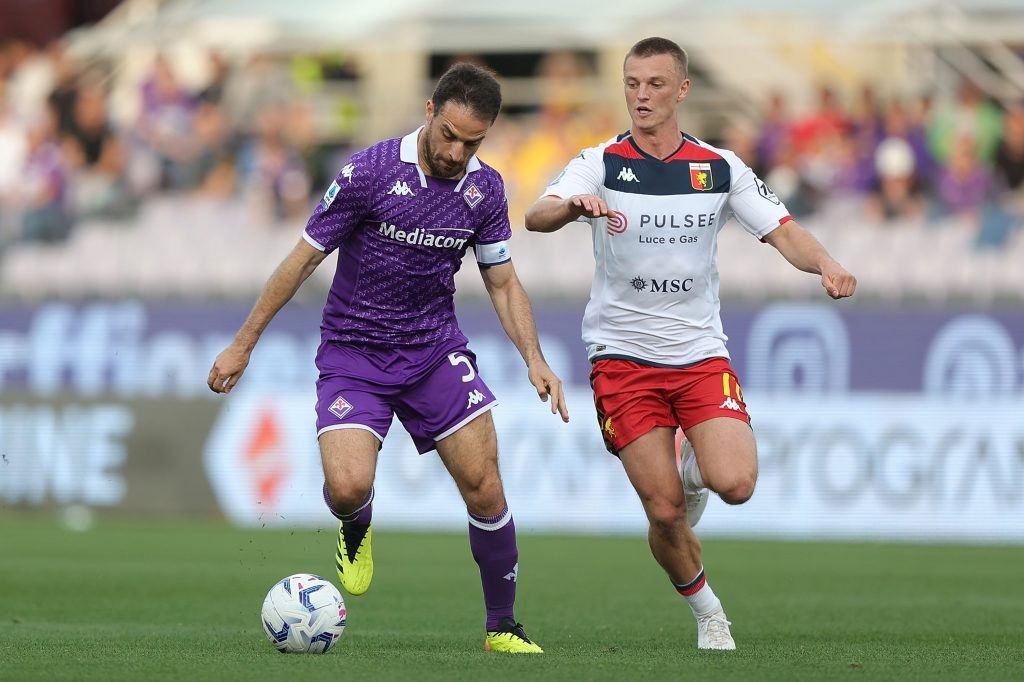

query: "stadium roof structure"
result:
(67, 0), (1024, 55)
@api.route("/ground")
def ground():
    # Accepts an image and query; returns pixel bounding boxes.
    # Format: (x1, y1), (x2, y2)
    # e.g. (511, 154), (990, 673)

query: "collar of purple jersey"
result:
(401, 126), (482, 192)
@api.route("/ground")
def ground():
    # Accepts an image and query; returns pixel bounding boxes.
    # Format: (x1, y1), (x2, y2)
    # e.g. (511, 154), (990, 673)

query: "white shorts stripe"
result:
(434, 401), (498, 443)
(317, 423), (384, 442)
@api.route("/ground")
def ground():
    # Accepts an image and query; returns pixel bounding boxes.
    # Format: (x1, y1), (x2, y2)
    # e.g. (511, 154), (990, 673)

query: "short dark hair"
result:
(431, 63), (503, 123)
(625, 37), (689, 80)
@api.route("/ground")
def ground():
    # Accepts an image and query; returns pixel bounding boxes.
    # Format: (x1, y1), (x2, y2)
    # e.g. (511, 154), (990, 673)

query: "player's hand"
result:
(208, 343), (252, 394)
(527, 359), (569, 423)
(821, 263), (857, 299)
(567, 194), (607, 219)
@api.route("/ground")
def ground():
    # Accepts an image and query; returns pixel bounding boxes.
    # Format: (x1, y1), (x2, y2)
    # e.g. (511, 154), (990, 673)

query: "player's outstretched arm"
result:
(524, 195), (608, 233)
(208, 238), (328, 394)
(480, 261), (569, 422)
(763, 220), (857, 299)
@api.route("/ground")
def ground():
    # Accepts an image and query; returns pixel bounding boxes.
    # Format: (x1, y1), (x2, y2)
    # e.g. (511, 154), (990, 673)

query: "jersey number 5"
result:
(448, 353), (476, 383)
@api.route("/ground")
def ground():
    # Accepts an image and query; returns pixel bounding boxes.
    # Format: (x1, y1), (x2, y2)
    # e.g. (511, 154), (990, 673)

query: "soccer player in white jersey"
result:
(525, 37), (856, 650)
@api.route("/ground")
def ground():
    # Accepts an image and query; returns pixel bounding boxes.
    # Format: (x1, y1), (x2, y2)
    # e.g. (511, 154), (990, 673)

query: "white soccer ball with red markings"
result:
(261, 574), (347, 653)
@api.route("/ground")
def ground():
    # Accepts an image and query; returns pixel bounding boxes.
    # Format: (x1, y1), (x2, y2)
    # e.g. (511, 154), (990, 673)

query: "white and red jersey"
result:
(543, 131), (791, 366)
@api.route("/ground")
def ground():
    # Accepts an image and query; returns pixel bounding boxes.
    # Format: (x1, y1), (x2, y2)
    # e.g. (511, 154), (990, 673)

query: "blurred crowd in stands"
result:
(0, 40), (353, 248)
(1, 38), (1022, 257)
(734, 82), (1024, 249)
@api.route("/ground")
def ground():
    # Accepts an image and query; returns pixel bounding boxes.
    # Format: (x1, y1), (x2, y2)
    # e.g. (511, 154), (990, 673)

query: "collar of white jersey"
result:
(400, 126), (482, 192)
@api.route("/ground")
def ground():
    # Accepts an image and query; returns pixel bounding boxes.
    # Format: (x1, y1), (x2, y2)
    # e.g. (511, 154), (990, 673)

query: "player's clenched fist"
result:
(821, 265), (857, 300)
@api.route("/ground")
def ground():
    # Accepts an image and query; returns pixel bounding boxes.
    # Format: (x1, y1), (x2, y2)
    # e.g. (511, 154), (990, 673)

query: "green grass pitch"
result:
(1, 516), (1021, 682)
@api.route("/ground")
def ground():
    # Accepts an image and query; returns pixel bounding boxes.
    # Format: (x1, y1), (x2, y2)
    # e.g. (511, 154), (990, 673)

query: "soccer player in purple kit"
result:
(208, 63), (567, 654)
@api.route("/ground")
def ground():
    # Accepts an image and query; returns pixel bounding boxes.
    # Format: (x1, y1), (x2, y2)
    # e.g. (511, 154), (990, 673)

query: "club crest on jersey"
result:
(329, 395), (354, 420)
(689, 163), (713, 191)
(463, 183), (484, 208)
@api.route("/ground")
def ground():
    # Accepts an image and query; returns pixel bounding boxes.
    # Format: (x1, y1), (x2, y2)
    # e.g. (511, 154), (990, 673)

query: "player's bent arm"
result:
(208, 238), (328, 393)
(480, 262), (569, 421)
(763, 220), (857, 299)
(524, 195), (606, 232)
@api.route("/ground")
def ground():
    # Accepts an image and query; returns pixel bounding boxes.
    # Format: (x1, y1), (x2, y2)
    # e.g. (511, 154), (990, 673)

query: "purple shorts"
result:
(314, 339), (498, 454)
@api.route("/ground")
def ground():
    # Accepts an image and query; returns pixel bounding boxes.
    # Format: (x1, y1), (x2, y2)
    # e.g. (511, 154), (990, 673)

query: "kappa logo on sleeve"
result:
(341, 163), (356, 183)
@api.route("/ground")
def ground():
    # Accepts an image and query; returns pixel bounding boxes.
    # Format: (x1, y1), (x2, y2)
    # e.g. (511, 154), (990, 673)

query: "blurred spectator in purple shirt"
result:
(936, 134), (992, 218)
(755, 92), (791, 174)
(136, 55), (197, 190)
(19, 112), (72, 242)
(238, 107), (310, 221)
(881, 101), (935, 185)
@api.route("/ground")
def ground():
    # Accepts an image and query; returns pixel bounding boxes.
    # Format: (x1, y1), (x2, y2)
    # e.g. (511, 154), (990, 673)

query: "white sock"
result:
(674, 567), (722, 618)
(682, 453), (705, 490)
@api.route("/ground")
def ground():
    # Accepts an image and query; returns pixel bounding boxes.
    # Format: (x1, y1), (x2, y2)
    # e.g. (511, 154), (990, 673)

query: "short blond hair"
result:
(625, 37), (689, 80)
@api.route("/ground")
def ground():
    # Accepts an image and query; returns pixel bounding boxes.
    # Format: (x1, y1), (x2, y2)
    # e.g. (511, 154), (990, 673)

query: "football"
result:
(261, 574), (347, 653)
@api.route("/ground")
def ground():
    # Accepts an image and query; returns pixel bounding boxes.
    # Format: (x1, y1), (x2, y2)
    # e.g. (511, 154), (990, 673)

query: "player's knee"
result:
(325, 479), (372, 511)
(648, 500), (686, 535)
(460, 474), (505, 514)
(718, 474), (756, 505)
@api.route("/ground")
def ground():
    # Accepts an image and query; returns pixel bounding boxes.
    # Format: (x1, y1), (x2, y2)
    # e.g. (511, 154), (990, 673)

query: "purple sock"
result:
(323, 482), (373, 559)
(468, 505), (518, 631)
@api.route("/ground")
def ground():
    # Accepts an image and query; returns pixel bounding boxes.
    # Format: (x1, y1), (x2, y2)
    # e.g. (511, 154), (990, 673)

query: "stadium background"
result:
(2, 1), (1024, 675)
(3, 0), (1023, 542)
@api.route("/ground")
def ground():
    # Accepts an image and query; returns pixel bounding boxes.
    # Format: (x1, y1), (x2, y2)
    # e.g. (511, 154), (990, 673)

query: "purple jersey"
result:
(304, 128), (512, 347)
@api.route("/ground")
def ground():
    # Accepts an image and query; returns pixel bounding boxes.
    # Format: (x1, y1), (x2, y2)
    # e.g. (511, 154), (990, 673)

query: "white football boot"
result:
(697, 609), (736, 650)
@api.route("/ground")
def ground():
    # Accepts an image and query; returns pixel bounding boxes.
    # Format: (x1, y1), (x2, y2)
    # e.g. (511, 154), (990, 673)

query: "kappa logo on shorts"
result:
(466, 389), (486, 408)
(602, 416), (616, 439)
(329, 395), (354, 419)
(719, 397), (743, 412)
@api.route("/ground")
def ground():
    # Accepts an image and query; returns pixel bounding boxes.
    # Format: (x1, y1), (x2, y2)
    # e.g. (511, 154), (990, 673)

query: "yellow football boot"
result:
(335, 522), (373, 596)
(485, 617), (544, 653)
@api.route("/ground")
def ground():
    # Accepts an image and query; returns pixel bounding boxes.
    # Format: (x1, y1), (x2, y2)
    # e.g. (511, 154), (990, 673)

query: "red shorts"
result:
(590, 357), (750, 455)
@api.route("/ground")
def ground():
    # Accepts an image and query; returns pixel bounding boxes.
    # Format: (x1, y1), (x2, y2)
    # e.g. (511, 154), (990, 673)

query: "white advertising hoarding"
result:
(203, 389), (1024, 542)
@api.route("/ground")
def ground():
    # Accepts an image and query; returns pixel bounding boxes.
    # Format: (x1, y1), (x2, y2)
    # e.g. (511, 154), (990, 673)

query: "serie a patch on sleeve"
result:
(321, 180), (341, 209)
